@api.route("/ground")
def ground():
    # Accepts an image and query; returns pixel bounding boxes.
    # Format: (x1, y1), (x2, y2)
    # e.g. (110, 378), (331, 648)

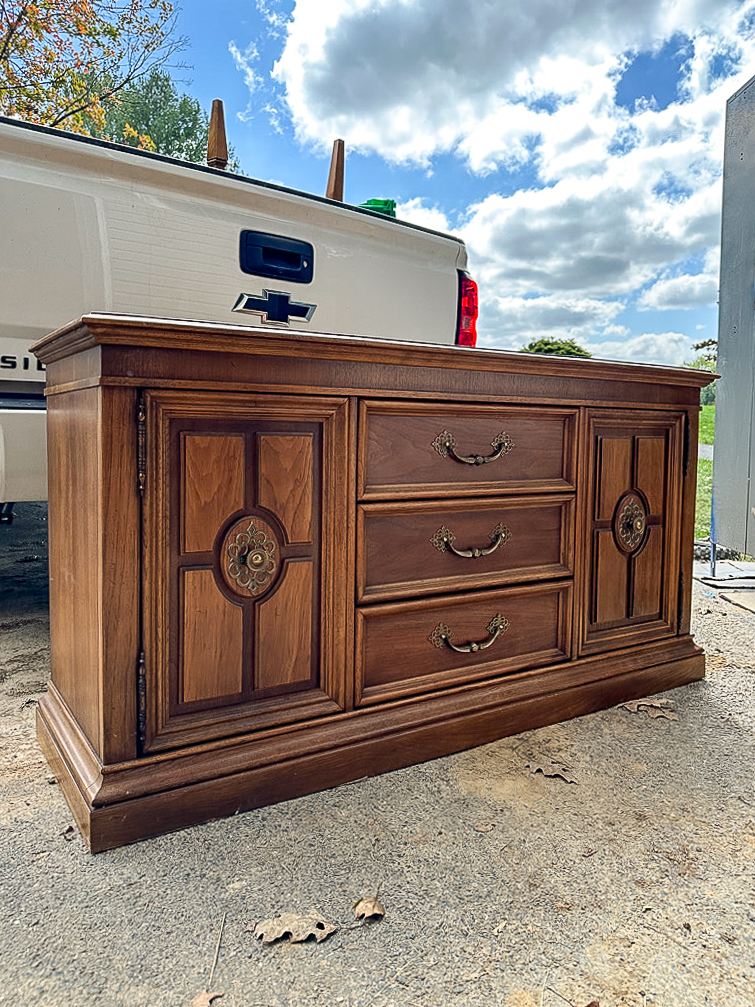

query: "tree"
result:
(99, 68), (241, 170)
(0, 0), (185, 135)
(686, 341), (717, 404)
(691, 337), (717, 365)
(521, 337), (592, 358)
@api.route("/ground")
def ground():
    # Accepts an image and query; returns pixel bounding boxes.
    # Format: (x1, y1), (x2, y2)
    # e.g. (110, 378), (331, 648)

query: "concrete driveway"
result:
(1, 504), (754, 1007)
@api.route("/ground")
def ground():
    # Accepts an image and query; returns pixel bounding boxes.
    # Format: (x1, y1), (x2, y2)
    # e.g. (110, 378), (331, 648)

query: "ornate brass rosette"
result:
(613, 493), (647, 554)
(221, 517), (279, 597)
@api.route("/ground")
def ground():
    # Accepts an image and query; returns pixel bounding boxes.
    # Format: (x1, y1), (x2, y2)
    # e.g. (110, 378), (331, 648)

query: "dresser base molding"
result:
(38, 641), (703, 853)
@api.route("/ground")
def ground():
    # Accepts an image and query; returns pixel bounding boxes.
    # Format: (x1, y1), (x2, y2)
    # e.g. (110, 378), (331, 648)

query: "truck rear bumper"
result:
(0, 409), (47, 502)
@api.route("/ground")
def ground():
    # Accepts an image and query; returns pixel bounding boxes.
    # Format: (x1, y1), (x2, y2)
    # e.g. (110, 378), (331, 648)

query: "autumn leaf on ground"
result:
(190, 992), (224, 1007)
(526, 760), (577, 784)
(619, 699), (679, 720)
(254, 911), (337, 944)
(354, 896), (385, 921)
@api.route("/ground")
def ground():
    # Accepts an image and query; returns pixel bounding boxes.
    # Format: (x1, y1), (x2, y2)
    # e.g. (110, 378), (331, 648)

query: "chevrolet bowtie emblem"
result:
(232, 290), (316, 325)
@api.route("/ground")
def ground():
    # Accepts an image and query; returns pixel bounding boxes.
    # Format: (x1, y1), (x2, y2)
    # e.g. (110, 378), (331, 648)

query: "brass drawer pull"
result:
(431, 429), (514, 465)
(428, 614), (509, 653)
(431, 521), (510, 558)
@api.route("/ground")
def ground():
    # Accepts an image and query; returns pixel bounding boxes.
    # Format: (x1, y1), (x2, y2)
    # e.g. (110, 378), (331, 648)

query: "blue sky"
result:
(170, 0), (755, 364)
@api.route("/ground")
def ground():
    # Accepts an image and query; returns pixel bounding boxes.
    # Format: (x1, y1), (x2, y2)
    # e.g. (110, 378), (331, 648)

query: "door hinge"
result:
(677, 571), (685, 632)
(137, 650), (147, 749)
(137, 396), (146, 495)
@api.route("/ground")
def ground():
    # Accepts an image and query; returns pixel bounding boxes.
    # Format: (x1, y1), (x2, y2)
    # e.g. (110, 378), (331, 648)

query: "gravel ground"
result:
(1, 504), (754, 1007)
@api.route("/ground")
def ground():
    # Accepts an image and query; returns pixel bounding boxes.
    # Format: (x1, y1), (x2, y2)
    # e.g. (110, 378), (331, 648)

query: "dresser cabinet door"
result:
(580, 410), (685, 654)
(141, 390), (350, 753)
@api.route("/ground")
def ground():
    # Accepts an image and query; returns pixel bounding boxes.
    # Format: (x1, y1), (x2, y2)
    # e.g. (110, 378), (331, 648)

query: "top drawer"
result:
(359, 402), (577, 499)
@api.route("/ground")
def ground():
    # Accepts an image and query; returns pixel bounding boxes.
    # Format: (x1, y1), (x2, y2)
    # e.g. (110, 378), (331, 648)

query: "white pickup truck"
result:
(0, 115), (477, 516)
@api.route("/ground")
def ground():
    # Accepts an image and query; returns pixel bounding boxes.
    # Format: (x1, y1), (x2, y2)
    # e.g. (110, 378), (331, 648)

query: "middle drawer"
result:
(357, 495), (574, 602)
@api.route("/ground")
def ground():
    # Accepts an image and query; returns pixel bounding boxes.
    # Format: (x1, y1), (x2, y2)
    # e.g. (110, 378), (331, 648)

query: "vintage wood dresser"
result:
(32, 315), (712, 851)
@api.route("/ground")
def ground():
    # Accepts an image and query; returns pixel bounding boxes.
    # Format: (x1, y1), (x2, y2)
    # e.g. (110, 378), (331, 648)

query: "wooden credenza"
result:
(32, 316), (711, 851)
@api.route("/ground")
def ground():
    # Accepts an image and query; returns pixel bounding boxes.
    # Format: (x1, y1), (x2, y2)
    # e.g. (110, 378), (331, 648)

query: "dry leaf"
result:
(190, 992), (224, 1007)
(473, 822), (494, 833)
(582, 1001), (600, 1007)
(354, 896), (385, 921)
(619, 699), (678, 720)
(526, 760), (577, 784)
(645, 705), (679, 720)
(254, 911), (337, 944)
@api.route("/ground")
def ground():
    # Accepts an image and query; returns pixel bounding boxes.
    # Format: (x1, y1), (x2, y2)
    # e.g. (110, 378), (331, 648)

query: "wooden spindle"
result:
(207, 99), (229, 170)
(326, 138), (345, 201)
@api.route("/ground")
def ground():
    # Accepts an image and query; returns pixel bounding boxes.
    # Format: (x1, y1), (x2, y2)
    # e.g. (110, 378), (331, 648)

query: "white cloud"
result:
(232, 0), (755, 362)
(477, 293), (625, 351)
(229, 41), (263, 121)
(460, 171), (720, 301)
(254, 0), (289, 33)
(272, 0), (750, 162)
(396, 198), (450, 232)
(585, 331), (695, 365)
(639, 271), (719, 309)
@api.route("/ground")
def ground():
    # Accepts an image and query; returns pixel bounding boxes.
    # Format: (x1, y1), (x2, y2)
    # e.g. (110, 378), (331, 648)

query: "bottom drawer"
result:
(356, 581), (572, 705)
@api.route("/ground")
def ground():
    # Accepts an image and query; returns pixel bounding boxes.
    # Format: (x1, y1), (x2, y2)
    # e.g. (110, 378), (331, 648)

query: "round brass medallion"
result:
(613, 493), (647, 554)
(221, 516), (279, 598)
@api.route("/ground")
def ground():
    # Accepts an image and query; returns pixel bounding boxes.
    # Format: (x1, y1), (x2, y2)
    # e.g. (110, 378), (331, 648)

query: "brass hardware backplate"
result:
(614, 493), (647, 553)
(431, 430), (514, 465)
(428, 613), (509, 653)
(431, 521), (511, 558)
(221, 517), (279, 597)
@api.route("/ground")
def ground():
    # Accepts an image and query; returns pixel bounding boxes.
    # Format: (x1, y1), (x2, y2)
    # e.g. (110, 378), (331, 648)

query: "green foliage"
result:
(520, 337), (592, 358)
(695, 458), (712, 540)
(692, 337), (717, 364)
(97, 69), (241, 170)
(699, 404), (715, 446)
(0, 0), (185, 134)
(685, 352), (717, 404)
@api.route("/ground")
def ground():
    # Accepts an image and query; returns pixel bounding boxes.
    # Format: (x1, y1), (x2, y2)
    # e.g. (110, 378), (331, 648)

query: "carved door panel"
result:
(580, 410), (685, 655)
(141, 390), (350, 753)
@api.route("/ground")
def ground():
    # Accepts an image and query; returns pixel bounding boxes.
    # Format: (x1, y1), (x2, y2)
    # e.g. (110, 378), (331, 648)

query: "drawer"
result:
(357, 495), (574, 602)
(359, 401), (576, 499)
(356, 581), (572, 705)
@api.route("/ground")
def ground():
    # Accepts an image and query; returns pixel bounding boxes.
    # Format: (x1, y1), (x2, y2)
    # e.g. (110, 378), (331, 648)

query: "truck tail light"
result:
(456, 271), (478, 347)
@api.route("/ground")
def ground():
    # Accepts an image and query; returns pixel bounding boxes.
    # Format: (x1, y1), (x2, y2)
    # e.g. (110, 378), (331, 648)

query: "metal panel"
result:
(713, 77), (755, 556)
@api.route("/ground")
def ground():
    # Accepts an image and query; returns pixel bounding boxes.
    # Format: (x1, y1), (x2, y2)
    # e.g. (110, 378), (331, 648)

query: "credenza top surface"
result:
(32, 313), (714, 407)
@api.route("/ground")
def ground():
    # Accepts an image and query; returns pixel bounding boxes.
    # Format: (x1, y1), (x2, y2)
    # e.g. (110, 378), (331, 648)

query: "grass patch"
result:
(695, 457), (712, 540)
(699, 404), (715, 445)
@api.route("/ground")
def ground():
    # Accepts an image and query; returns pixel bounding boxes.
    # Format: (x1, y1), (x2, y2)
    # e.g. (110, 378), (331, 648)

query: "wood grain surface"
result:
(33, 317), (709, 850)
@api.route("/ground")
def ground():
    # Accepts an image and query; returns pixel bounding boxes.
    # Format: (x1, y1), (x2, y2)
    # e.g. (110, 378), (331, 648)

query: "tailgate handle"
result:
(240, 230), (314, 283)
